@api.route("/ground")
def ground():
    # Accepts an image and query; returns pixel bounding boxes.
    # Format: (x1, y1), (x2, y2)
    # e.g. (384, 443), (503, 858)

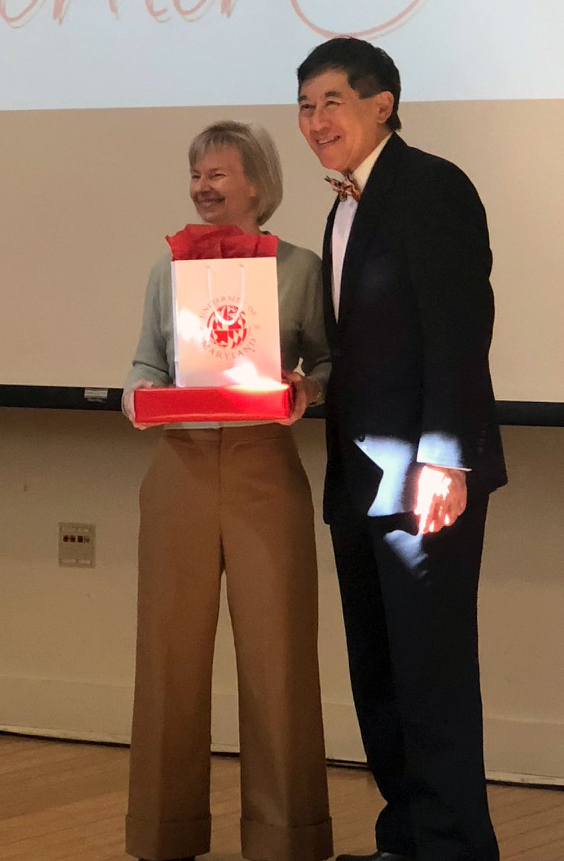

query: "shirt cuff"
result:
(420, 462), (471, 472)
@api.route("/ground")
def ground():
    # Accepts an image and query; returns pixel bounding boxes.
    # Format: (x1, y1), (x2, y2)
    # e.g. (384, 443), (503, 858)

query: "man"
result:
(297, 38), (507, 861)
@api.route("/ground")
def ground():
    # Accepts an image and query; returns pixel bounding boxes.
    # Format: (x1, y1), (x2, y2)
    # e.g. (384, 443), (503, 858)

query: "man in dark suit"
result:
(297, 38), (507, 861)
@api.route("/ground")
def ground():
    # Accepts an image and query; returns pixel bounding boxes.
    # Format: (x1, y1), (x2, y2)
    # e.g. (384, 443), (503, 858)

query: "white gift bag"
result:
(172, 256), (281, 388)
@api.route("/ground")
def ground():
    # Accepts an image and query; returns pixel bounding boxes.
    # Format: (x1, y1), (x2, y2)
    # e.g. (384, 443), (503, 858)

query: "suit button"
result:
(357, 434), (366, 442)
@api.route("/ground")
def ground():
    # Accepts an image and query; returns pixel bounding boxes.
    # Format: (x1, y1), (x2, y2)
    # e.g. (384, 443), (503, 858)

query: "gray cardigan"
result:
(124, 238), (331, 427)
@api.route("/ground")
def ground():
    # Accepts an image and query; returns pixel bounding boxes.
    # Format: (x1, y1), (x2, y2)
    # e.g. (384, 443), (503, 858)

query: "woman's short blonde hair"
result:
(189, 120), (283, 226)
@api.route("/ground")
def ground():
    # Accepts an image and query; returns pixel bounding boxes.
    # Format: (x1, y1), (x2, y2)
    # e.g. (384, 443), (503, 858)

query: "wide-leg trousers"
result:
(329, 480), (498, 861)
(126, 424), (332, 861)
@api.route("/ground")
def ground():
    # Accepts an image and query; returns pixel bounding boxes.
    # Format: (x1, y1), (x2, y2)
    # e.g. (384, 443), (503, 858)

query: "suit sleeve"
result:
(403, 159), (496, 470)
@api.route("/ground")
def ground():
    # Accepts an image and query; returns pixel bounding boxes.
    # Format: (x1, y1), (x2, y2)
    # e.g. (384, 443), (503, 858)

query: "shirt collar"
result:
(351, 133), (393, 193)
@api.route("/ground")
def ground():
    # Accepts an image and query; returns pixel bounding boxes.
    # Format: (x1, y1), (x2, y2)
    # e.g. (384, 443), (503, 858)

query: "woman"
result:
(122, 121), (333, 861)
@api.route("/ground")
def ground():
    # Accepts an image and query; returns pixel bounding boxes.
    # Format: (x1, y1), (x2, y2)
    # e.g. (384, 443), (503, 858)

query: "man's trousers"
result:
(329, 483), (498, 861)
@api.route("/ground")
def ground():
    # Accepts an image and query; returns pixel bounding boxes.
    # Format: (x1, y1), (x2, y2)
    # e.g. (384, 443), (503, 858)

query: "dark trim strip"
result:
(309, 401), (564, 426)
(306, 401), (564, 426)
(1, 386), (563, 426)
(495, 401), (564, 427)
(0, 386), (122, 411)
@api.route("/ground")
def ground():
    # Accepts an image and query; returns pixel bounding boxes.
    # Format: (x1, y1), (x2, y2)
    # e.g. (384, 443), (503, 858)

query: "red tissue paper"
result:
(165, 223), (278, 261)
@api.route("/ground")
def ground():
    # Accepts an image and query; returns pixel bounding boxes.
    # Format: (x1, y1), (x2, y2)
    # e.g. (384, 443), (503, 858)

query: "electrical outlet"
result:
(58, 523), (95, 568)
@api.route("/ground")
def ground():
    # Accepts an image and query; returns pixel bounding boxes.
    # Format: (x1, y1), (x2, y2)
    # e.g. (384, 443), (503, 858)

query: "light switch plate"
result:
(58, 522), (96, 568)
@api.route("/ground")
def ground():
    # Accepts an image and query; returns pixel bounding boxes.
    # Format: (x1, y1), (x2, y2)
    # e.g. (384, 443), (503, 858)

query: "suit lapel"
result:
(337, 133), (406, 329)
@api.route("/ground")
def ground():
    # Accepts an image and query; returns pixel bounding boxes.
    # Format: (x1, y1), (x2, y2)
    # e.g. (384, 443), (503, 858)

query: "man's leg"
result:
(370, 497), (498, 861)
(330, 491), (416, 859)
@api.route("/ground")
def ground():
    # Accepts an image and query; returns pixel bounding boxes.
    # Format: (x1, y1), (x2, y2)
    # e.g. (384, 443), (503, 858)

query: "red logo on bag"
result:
(207, 305), (249, 349)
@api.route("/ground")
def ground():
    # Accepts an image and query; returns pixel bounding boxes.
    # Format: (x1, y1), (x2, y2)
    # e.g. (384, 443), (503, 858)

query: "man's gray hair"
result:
(189, 120), (283, 226)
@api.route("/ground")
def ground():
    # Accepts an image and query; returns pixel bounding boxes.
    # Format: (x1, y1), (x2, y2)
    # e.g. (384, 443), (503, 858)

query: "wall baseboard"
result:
(1, 678), (563, 785)
(484, 715), (564, 784)
(0, 675), (134, 744)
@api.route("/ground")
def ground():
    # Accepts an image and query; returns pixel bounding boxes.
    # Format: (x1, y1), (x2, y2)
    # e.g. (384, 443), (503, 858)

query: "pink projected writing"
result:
(1, 0), (423, 33)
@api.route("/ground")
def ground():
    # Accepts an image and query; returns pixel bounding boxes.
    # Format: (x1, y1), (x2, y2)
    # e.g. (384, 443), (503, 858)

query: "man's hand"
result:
(278, 371), (321, 426)
(415, 464), (467, 534)
(123, 379), (158, 430)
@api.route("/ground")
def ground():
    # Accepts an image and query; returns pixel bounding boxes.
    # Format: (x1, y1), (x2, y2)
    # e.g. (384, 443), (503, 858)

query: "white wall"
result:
(1, 409), (563, 783)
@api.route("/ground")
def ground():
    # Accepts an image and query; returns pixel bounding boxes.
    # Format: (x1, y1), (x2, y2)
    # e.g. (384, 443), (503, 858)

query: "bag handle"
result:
(206, 263), (246, 325)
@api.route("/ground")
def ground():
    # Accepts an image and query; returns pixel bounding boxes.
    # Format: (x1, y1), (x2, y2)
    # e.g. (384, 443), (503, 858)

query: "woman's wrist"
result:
(304, 376), (323, 405)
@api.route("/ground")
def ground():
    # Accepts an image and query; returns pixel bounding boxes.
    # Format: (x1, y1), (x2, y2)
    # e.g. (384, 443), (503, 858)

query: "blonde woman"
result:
(123, 121), (333, 861)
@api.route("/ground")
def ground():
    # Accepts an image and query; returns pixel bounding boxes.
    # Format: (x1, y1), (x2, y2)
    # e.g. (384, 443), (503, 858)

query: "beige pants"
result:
(126, 424), (333, 861)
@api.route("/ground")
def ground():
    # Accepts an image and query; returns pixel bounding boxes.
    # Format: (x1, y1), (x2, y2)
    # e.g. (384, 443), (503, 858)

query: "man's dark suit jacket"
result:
(322, 132), (507, 521)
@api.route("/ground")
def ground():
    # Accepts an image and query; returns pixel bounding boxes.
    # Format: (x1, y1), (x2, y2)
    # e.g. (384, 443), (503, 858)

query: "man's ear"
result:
(374, 90), (394, 125)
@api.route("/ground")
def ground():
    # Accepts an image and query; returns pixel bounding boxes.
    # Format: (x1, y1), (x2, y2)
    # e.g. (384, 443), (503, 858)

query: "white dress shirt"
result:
(331, 134), (392, 319)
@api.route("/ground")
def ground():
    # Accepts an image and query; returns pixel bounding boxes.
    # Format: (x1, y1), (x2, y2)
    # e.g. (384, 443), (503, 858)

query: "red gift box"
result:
(134, 384), (293, 424)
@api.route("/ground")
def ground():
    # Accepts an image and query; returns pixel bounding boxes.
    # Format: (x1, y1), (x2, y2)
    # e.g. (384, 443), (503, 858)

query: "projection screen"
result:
(1, 0), (563, 414)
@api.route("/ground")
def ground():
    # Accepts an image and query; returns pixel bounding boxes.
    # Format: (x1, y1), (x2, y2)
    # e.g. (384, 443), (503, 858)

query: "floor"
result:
(1, 733), (563, 860)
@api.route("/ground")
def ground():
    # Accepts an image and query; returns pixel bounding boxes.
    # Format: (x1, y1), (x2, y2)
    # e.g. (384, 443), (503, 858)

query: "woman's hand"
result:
(278, 371), (321, 426)
(123, 379), (158, 430)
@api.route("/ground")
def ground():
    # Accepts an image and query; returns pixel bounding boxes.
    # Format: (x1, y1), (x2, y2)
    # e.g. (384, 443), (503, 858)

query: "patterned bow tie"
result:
(325, 173), (361, 202)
